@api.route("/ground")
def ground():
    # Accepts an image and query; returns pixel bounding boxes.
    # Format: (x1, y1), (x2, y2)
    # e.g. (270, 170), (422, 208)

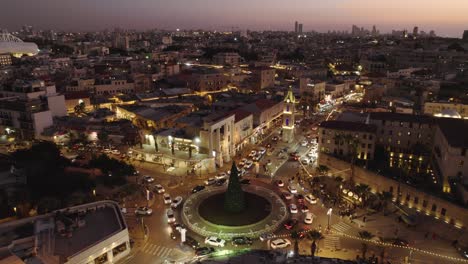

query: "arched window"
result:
(286, 118), (289, 126)
(286, 105), (290, 112)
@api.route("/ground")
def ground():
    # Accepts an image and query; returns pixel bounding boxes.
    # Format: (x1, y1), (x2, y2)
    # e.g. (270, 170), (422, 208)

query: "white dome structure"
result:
(0, 32), (39, 57)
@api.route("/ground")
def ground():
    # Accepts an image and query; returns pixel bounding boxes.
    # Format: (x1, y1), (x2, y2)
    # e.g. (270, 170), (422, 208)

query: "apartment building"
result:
(318, 120), (377, 161)
(432, 118), (468, 192)
(229, 109), (253, 151)
(250, 67), (275, 90)
(187, 68), (229, 92)
(299, 78), (326, 102)
(368, 112), (435, 153)
(0, 53), (12, 66)
(213, 52), (241, 66)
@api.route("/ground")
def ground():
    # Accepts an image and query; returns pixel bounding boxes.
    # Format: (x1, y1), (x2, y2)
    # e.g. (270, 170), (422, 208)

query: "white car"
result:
(154, 184), (165, 194)
(248, 150), (257, 157)
(289, 204), (298, 214)
(142, 175), (155, 183)
(244, 160), (253, 169)
(304, 212), (314, 225)
(111, 149), (120, 155)
(253, 153), (263, 161)
(239, 168), (246, 176)
(305, 194), (318, 204)
(205, 178), (216, 186)
(171, 196), (183, 208)
(215, 172), (228, 180)
(239, 158), (247, 166)
(166, 209), (176, 223)
(300, 158), (309, 165)
(135, 206), (153, 216)
(204, 236), (225, 247)
(163, 193), (171, 204)
(300, 140), (308, 147)
(288, 185), (298, 194)
(307, 151), (315, 158)
(270, 238), (291, 249)
(282, 192), (293, 200)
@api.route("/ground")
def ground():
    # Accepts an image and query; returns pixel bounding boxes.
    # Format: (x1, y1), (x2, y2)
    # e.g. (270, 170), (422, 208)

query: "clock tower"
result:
(282, 86), (296, 143)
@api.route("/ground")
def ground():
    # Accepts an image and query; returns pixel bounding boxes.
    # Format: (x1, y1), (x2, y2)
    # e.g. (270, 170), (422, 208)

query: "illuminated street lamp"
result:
(327, 208), (333, 230)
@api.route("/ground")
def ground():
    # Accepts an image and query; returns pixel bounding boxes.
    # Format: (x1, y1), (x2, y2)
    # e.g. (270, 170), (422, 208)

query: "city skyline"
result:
(1, 0), (467, 37)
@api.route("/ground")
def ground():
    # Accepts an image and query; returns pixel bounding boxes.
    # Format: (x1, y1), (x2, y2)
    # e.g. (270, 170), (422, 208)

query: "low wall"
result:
(319, 154), (468, 230)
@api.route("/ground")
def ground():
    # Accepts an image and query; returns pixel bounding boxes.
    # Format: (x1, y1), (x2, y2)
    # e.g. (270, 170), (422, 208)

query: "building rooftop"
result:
(320, 120), (377, 133)
(228, 109), (253, 122)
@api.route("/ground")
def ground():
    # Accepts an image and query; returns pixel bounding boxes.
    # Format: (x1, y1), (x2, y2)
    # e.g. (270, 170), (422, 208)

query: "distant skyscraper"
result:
(294, 21), (298, 33)
(298, 24), (303, 34)
(413, 26), (419, 36)
(372, 25), (377, 36)
(463, 30), (468, 41)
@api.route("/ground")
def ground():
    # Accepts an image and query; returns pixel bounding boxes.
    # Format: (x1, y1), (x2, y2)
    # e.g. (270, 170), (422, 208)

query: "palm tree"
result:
(316, 165), (329, 176)
(291, 230), (300, 256)
(342, 134), (360, 183)
(355, 184), (371, 206)
(358, 230), (374, 259)
(377, 191), (393, 215)
(307, 229), (323, 256)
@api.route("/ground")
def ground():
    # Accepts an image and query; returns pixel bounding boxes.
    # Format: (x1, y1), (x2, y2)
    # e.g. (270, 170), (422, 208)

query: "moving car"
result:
(259, 233), (274, 242)
(304, 212), (314, 224)
(204, 236), (225, 247)
(142, 175), (155, 183)
(258, 148), (266, 155)
(282, 192), (293, 200)
(171, 196), (183, 208)
(196, 247), (215, 256)
(288, 185), (298, 194)
(239, 158), (247, 166)
(163, 193), (172, 204)
(295, 194), (305, 204)
(289, 204), (298, 214)
(300, 204), (309, 213)
(184, 236), (200, 249)
(166, 209), (176, 223)
(205, 178), (216, 186)
(270, 238), (291, 249)
(154, 184), (165, 194)
(248, 150), (257, 157)
(135, 206), (152, 216)
(215, 178), (227, 186)
(305, 194), (318, 204)
(284, 219), (298, 230)
(192, 185), (205, 193)
(231, 236), (253, 246)
(276, 180), (285, 187)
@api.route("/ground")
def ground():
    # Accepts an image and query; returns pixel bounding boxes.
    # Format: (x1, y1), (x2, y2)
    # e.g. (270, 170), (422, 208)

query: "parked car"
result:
(163, 193), (172, 204)
(215, 178), (227, 186)
(276, 180), (285, 187)
(270, 238), (291, 249)
(195, 247), (215, 256)
(289, 204), (298, 214)
(166, 209), (176, 223)
(231, 236), (253, 246)
(248, 150), (257, 157)
(259, 233), (274, 242)
(184, 236), (200, 249)
(216, 172), (228, 180)
(288, 185), (298, 194)
(154, 184), (165, 194)
(300, 140), (308, 147)
(282, 192), (293, 200)
(305, 194), (318, 204)
(142, 175), (155, 183)
(239, 158), (247, 167)
(171, 196), (183, 208)
(284, 219), (298, 230)
(244, 160), (254, 169)
(135, 206), (152, 216)
(304, 212), (314, 224)
(258, 148), (266, 155)
(240, 179), (251, 185)
(205, 178), (216, 186)
(204, 236), (225, 247)
(192, 185), (206, 193)
(300, 158), (310, 165)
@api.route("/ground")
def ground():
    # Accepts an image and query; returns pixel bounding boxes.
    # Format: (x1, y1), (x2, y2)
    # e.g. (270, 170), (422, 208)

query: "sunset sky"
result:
(1, 0), (467, 37)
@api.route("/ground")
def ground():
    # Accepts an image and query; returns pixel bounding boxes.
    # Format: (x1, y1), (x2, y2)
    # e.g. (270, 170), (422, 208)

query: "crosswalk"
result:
(323, 235), (341, 250)
(332, 222), (352, 234)
(140, 242), (173, 258)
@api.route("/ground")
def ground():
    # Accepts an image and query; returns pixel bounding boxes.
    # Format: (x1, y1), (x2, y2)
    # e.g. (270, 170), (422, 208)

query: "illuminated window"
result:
(397, 140), (401, 145)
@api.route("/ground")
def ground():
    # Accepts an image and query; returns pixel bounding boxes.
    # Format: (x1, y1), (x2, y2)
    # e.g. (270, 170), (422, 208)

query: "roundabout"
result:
(181, 184), (288, 239)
